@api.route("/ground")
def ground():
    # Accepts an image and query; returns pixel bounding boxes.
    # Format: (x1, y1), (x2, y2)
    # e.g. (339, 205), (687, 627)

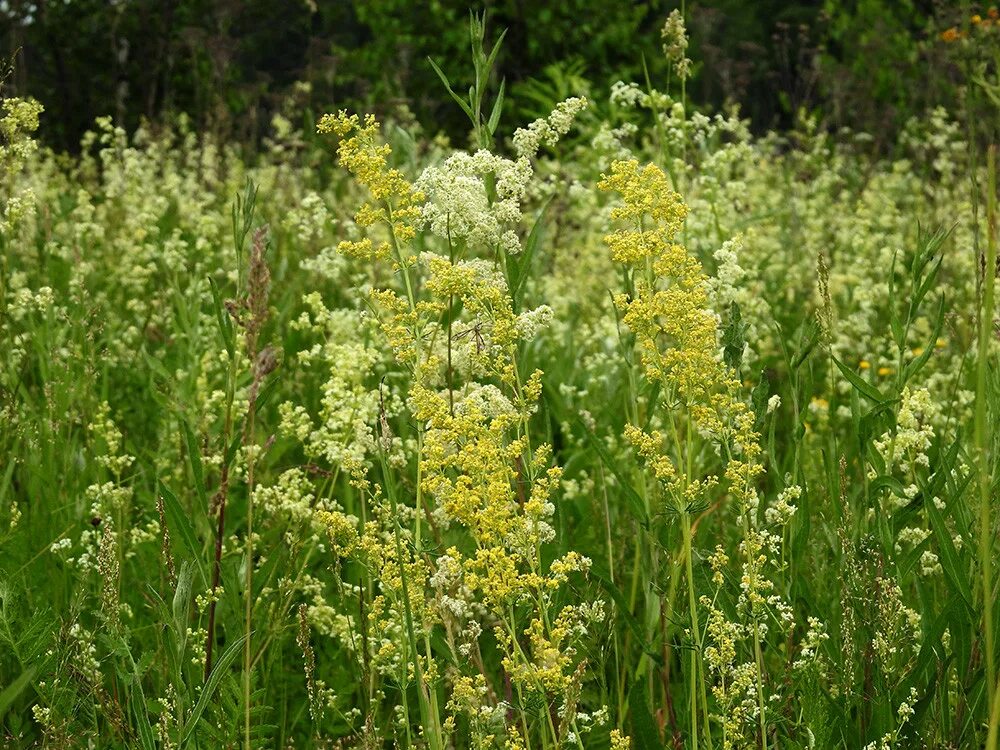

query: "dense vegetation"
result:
(0, 0), (977, 152)
(2, 6), (1000, 750)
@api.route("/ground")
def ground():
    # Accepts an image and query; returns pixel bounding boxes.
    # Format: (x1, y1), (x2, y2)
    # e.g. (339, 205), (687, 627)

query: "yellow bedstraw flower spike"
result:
(599, 159), (760, 482)
(610, 729), (632, 750)
(317, 111), (424, 262)
(600, 159), (781, 745)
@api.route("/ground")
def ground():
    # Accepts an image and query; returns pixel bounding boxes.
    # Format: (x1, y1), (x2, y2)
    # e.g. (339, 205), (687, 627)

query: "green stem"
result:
(980, 146), (998, 738)
(681, 510), (712, 750)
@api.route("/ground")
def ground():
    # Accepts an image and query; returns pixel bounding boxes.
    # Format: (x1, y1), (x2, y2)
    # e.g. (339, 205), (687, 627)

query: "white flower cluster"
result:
(512, 97), (588, 159)
(792, 617), (830, 672)
(591, 122), (637, 169)
(281, 294), (398, 470)
(765, 484), (800, 526)
(416, 149), (532, 254)
(454, 384), (516, 420)
(283, 190), (333, 244)
(874, 386), (936, 475)
(7, 284), (54, 322)
(609, 81), (649, 109)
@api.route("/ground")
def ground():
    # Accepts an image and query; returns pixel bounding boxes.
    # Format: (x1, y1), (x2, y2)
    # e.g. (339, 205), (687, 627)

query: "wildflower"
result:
(610, 729), (632, 750)
(511, 97), (588, 159)
(920, 550), (943, 576)
(415, 149), (532, 253)
(600, 159), (779, 745)
(316, 111), (424, 262)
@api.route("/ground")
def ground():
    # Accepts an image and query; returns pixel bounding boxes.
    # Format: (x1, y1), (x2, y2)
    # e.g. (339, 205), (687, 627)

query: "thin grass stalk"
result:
(981, 145), (999, 748)
(242, 225), (271, 750)
(204, 345), (236, 681)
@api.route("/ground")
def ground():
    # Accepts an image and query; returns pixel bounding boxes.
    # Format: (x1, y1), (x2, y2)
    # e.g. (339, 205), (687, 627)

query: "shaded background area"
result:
(0, 0), (960, 152)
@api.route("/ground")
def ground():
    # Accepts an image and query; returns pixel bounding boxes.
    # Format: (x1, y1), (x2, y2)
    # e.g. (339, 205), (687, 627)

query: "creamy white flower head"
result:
(516, 305), (554, 341)
(609, 81), (647, 109)
(417, 156), (494, 245)
(455, 384), (516, 420)
(512, 97), (588, 159)
(416, 150), (533, 253)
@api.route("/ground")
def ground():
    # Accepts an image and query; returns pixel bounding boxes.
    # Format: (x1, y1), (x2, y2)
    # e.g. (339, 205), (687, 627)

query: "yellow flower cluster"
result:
(0, 97), (43, 173)
(315, 509), (360, 558)
(940, 8), (1000, 41)
(1, 97), (44, 235)
(599, 159), (762, 511)
(610, 729), (632, 750)
(501, 608), (576, 692)
(314, 110), (597, 740)
(317, 111), (423, 262)
(601, 158), (780, 743)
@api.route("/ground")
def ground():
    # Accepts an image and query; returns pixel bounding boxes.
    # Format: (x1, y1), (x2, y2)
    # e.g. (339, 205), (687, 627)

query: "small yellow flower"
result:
(877, 366), (893, 377)
(940, 26), (960, 42)
(610, 730), (632, 750)
(316, 111), (424, 260)
(859, 360), (871, 370)
(972, 14), (982, 24)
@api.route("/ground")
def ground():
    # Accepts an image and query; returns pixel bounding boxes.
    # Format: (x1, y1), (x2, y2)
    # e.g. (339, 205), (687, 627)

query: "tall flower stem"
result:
(681, 509), (713, 750)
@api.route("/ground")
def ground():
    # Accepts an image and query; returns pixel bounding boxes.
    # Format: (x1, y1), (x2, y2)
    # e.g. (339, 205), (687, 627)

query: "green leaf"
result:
(173, 561), (195, 633)
(901, 295), (944, 385)
(509, 197), (552, 310)
(628, 678), (662, 750)
(721, 301), (746, 370)
(833, 355), (886, 403)
(208, 276), (235, 358)
(888, 251), (904, 350)
(487, 78), (505, 135)
(427, 57), (473, 119)
(925, 489), (975, 613)
(159, 480), (207, 586)
(0, 665), (35, 721)
(181, 633), (249, 743)
(181, 418), (208, 511)
(912, 255), (942, 311)
(485, 28), (508, 72)
(590, 565), (662, 665)
(869, 474), (907, 499)
(131, 680), (157, 750)
(791, 319), (821, 369)
(751, 369), (770, 434)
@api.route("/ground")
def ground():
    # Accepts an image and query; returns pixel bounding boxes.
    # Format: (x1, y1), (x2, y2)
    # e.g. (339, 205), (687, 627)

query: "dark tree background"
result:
(0, 0), (959, 152)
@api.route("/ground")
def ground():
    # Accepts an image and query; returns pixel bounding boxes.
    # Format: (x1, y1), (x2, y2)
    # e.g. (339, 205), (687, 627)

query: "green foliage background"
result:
(0, 0), (957, 151)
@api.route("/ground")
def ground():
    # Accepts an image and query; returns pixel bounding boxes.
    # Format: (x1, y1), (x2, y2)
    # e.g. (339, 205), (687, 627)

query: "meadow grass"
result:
(0, 13), (998, 750)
